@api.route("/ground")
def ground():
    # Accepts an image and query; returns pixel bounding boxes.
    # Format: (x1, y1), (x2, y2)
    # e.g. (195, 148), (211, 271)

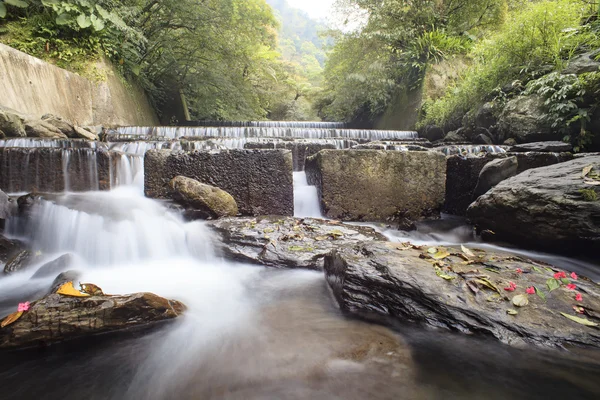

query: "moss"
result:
(580, 189), (598, 201)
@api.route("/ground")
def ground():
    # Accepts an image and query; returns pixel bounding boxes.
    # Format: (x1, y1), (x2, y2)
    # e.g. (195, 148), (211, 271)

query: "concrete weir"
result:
(144, 149), (294, 216)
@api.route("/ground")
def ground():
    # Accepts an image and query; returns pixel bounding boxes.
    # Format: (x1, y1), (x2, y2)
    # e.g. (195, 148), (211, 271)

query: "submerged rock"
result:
(31, 254), (75, 279)
(305, 150), (446, 224)
(325, 241), (600, 349)
(467, 156), (600, 254)
(473, 156), (518, 198)
(208, 216), (386, 270)
(0, 289), (186, 350)
(169, 176), (238, 219)
(3, 250), (35, 274)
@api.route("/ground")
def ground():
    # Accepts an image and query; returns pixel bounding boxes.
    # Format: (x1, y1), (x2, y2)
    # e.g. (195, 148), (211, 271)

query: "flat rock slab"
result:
(208, 216), (386, 270)
(0, 292), (185, 350)
(145, 149), (293, 216)
(306, 150), (446, 223)
(325, 241), (600, 349)
(511, 141), (573, 153)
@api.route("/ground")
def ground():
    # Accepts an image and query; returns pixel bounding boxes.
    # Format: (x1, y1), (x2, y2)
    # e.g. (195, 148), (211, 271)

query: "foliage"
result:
(580, 188), (599, 201)
(420, 0), (600, 132)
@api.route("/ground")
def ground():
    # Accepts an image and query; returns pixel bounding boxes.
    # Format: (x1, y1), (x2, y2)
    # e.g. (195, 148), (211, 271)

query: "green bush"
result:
(420, 0), (593, 128)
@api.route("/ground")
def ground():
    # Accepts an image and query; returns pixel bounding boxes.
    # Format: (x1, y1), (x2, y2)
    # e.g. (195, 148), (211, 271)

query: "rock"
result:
(443, 130), (467, 143)
(49, 270), (82, 294)
(0, 235), (24, 264)
(467, 156), (600, 254)
(498, 95), (557, 143)
(31, 254), (75, 280)
(474, 102), (497, 129)
(73, 126), (98, 141)
(511, 141), (573, 153)
(503, 138), (518, 146)
(563, 51), (600, 75)
(208, 216), (386, 270)
(306, 150), (446, 223)
(169, 176), (238, 219)
(4, 250), (35, 274)
(352, 141), (431, 151)
(444, 152), (574, 216)
(0, 189), (16, 221)
(422, 125), (444, 142)
(244, 140), (337, 171)
(145, 149), (294, 216)
(24, 120), (68, 139)
(473, 157), (518, 198)
(325, 241), (600, 349)
(474, 133), (493, 145)
(0, 109), (26, 137)
(0, 289), (186, 350)
(41, 114), (76, 137)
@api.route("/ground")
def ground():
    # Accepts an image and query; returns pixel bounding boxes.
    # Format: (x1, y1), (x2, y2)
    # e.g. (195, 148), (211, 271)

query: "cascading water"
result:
(293, 172), (322, 218)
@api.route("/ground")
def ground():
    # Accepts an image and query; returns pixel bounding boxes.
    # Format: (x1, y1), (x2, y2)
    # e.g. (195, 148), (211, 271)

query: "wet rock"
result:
(0, 289), (186, 350)
(0, 109), (26, 137)
(563, 51), (600, 75)
(0, 189), (16, 221)
(467, 156), (600, 255)
(208, 216), (386, 270)
(3, 250), (34, 274)
(0, 235), (24, 264)
(474, 102), (498, 130)
(145, 149), (294, 216)
(444, 152), (574, 216)
(473, 133), (493, 145)
(422, 125), (444, 142)
(31, 254), (75, 280)
(169, 176), (238, 219)
(443, 130), (467, 143)
(503, 138), (518, 146)
(306, 150), (446, 223)
(244, 140), (337, 171)
(498, 95), (557, 143)
(511, 141), (573, 153)
(24, 120), (68, 139)
(325, 241), (600, 349)
(49, 270), (82, 294)
(473, 157), (518, 198)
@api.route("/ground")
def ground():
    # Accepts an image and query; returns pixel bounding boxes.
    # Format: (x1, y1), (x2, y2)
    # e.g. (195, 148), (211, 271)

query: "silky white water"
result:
(293, 171), (322, 218)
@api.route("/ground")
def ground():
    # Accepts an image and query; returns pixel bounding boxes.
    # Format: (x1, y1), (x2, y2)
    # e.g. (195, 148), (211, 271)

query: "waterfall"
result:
(293, 172), (322, 218)
(182, 121), (348, 129)
(435, 145), (508, 156)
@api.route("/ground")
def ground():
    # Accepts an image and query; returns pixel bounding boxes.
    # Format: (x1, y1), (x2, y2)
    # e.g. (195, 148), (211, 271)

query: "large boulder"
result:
(208, 216), (386, 270)
(467, 156), (600, 254)
(0, 288), (186, 350)
(421, 125), (444, 142)
(0, 189), (16, 222)
(73, 126), (99, 141)
(41, 114), (76, 137)
(305, 150), (446, 224)
(145, 149), (294, 216)
(0, 109), (26, 137)
(511, 141), (573, 153)
(563, 51), (600, 75)
(498, 95), (557, 143)
(3, 250), (36, 274)
(31, 254), (75, 280)
(473, 156), (518, 198)
(169, 176), (238, 219)
(24, 120), (68, 139)
(444, 152), (574, 216)
(0, 235), (24, 264)
(325, 241), (600, 349)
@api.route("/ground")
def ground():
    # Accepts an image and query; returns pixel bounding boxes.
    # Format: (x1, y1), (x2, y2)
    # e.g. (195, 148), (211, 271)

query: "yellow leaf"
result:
(461, 245), (475, 258)
(512, 294), (529, 307)
(582, 165), (593, 178)
(1, 311), (23, 328)
(427, 247), (438, 254)
(432, 250), (450, 260)
(560, 312), (599, 327)
(57, 281), (90, 297)
(474, 278), (501, 294)
(80, 283), (104, 296)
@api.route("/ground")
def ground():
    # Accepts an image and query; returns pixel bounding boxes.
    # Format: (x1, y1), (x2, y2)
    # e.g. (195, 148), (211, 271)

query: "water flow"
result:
(293, 171), (322, 218)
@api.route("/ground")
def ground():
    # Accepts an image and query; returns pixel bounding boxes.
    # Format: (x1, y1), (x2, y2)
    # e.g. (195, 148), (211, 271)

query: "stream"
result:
(0, 129), (599, 399)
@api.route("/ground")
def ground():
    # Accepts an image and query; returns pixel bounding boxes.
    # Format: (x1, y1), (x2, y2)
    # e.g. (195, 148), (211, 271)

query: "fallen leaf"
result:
(532, 266), (543, 273)
(80, 283), (104, 296)
(315, 236), (328, 241)
(427, 247), (438, 254)
(328, 229), (344, 238)
(535, 287), (546, 301)
(512, 294), (529, 307)
(263, 228), (274, 234)
(56, 281), (90, 297)
(475, 278), (501, 294)
(507, 309), (518, 315)
(466, 280), (480, 294)
(461, 245), (475, 258)
(435, 267), (455, 280)
(560, 312), (598, 327)
(583, 179), (600, 186)
(546, 278), (560, 291)
(1, 311), (23, 328)
(432, 250), (451, 260)
(582, 165), (593, 178)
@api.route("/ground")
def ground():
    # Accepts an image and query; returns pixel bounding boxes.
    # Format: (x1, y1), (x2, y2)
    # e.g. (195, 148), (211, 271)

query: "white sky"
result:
(286, 0), (336, 21)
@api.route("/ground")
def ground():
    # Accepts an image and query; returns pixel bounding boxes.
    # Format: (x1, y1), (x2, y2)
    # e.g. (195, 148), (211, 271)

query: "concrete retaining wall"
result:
(0, 44), (158, 126)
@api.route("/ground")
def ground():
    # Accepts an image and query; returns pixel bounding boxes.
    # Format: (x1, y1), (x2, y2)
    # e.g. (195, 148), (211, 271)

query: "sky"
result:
(286, 0), (336, 21)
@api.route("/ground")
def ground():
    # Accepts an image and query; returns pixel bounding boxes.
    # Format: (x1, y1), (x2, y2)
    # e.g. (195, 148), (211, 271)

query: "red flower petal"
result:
(553, 272), (567, 280)
(516, 268), (523, 274)
(570, 272), (578, 280)
(504, 286), (516, 292)
(526, 287), (535, 295)
(566, 284), (577, 291)
(575, 293), (583, 302)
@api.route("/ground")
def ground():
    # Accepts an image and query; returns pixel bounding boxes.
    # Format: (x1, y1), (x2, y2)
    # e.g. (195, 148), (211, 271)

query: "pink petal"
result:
(526, 287), (535, 295)
(570, 272), (578, 280)
(575, 293), (583, 302)
(566, 284), (577, 291)
(516, 268), (523, 274)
